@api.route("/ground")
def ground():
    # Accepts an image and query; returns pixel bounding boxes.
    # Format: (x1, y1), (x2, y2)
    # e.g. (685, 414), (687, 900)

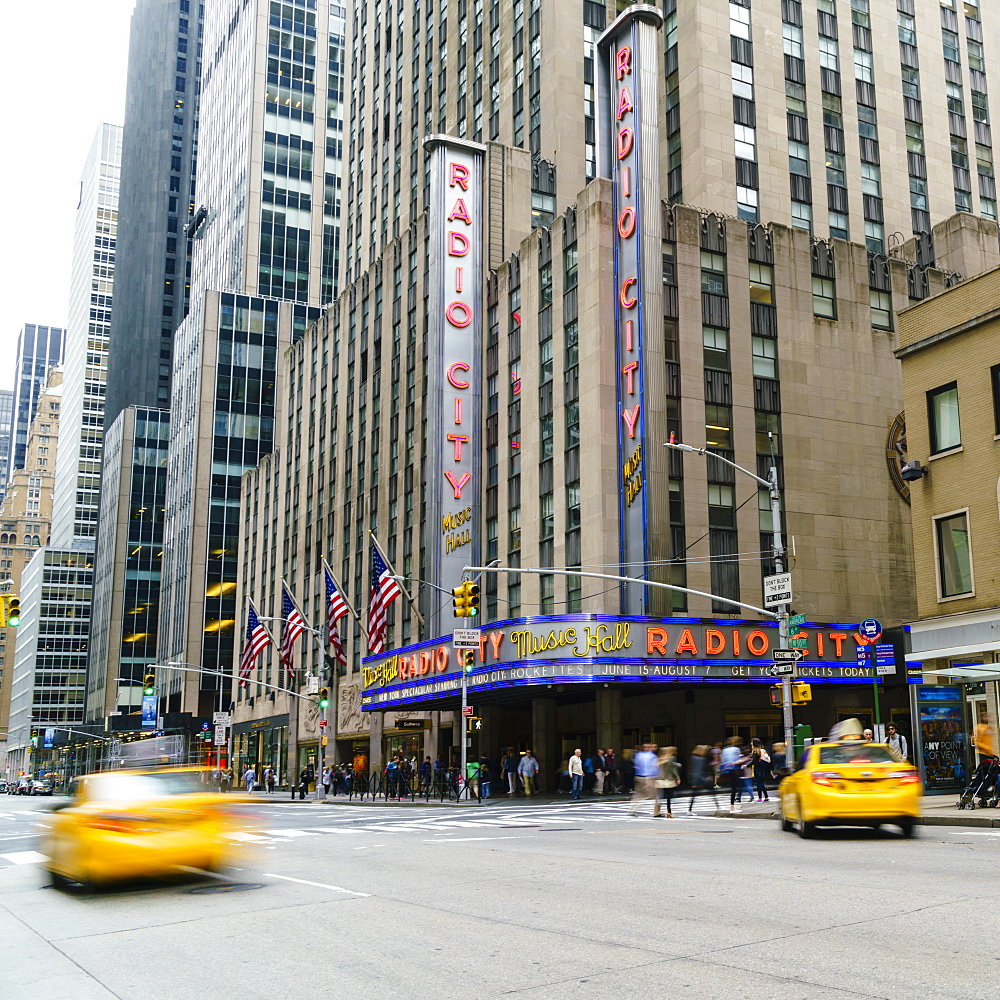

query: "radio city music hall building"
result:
(233, 3), (1000, 777)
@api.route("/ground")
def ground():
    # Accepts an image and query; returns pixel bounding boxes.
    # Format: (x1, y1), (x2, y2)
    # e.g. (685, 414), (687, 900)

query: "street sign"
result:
(772, 648), (805, 662)
(213, 726), (227, 746)
(769, 663), (795, 676)
(452, 629), (481, 648)
(306, 675), (320, 695)
(859, 618), (882, 639)
(788, 637), (809, 649)
(319, 719), (328, 727)
(762, 573), (793, 608)
(462, 705), (474, 716)
(787, 613), (807, 628)
(857, 642), (896, 675)
(212, 712), (231, 727)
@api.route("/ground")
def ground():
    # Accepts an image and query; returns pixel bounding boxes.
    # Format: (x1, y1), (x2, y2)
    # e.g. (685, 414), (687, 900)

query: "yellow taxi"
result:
(41, 767), (256, 890)
(778, 741), (922, 839)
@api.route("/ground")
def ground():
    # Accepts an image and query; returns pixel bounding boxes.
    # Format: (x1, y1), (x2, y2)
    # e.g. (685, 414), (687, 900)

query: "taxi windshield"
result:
(818, 745), (896, 765)
(83, 771), (205, 803)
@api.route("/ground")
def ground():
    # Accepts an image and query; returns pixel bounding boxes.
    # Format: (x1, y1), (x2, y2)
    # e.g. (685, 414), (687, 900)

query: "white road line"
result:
(265, 829), (319, 838)
(226, 831), (272, 843)
(422, 836), (526, 843)
(949, 830), (1000, 836)
(1, 850), (48, 864)
(263, 873), (370, 896)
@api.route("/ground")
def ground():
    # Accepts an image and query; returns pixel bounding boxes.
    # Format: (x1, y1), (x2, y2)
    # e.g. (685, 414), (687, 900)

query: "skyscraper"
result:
(50, 123), (123, 549)
(235, 0), (1000, 777)
(0, 389), (13, 499)
(154, 0), (344, 720)
(103, 0), (202, 427)
(6, 324), (65, 479)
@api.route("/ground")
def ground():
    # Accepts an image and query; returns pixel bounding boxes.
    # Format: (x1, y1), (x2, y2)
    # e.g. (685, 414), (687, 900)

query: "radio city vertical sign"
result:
(597, 6), (666, 616)
(424, 135), (484, 638)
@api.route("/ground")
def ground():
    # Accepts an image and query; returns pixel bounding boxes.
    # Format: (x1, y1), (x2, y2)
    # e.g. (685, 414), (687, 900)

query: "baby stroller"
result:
(957, 755), (1000, 809)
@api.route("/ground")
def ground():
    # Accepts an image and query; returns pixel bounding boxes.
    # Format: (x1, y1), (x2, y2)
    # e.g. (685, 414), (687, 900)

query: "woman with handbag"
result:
(655, 746), (681, 818)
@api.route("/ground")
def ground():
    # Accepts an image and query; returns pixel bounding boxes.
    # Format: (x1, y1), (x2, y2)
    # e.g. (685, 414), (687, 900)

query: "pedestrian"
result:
(719, 737), (748, 813)
(629, 743), (660, 816)
(604, 748), (617, 793)
(322, 767), (332, 796)
(465, 757), (481, 798)
(479, 758), (492, 798)
(655, 746), (681, 818)
(569, 748), (585, 800)
(503, 751), (519, 795)
(620, 750), (635, 794)
(770, 743), (787, 780)
(263, 765), (276, 794)
(594, 749), (607, 795)
(709, 742), (722, 786)
(296, 765), (310, 800)
(686, 744), (720, 813)
(420, 755), (432, 792)
(243, 766), (257, 793)
(582, 751), (595, 793)
(518, 750), (539, 796)
(886, 724), (909, 762)
(343, 764), (354, 796)
(749, 737), (771, 802)
(863, 728), (875, 743)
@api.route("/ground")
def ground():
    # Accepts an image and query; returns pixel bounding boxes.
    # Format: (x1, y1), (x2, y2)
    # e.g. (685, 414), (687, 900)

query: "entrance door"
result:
(968, 693), (995, 765)
(724, 712), (782, 748)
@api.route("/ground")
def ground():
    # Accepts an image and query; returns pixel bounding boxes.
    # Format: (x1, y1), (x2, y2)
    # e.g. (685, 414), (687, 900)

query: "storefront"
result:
(232, 714), (289, 786)
(361, 614), (916, 782)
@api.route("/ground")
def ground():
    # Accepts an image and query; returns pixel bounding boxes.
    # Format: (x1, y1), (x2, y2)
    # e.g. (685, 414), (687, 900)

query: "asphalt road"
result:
(1, 792), (997, 1000)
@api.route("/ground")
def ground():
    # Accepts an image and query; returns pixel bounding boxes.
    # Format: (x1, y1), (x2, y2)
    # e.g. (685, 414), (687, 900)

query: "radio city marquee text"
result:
(442, 159), (476, 547)
(361, 620), (884, 692)
(614, 43), (643, 509)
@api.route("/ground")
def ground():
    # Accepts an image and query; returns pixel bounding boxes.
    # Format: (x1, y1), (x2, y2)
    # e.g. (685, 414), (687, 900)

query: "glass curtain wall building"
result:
(7, 324), (65, 479)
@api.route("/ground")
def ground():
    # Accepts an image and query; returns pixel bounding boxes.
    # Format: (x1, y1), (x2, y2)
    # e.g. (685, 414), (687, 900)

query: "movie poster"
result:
(917, 686), (966, 791)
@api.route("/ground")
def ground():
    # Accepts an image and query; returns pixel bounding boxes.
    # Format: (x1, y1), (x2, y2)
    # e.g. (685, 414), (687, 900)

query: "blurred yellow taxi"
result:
(41, 767), (256, 889)
(778, 741), (922, 839)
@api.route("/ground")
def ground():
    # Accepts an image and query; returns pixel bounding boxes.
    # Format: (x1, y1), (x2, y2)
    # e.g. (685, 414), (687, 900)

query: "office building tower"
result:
(51, 124), (123, 550)
(234, 1), (1000, 778)
(154, 0), (344, 722)
(6, 324), (65, 478)
(0, 390), (13, 499)
(104, 0), (203, 428)
(0, 368), (62, 759)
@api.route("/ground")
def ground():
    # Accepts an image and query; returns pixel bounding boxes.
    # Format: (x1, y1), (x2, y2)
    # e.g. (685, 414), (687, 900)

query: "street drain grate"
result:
(186, 882), (265, 894)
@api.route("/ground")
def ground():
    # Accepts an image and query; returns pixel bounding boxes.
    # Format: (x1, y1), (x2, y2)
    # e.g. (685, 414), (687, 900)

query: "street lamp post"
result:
(664, 439), (794, 764)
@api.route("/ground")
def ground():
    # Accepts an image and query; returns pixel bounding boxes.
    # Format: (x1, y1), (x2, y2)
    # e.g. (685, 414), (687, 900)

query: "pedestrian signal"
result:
(143, 672), (156, 696)
(466, 716), (482, 733)
(769, 684), (783, 706)
(452, 581), (480, 618)
(318, 687), (330, 709)
(792, 681), (812, 705)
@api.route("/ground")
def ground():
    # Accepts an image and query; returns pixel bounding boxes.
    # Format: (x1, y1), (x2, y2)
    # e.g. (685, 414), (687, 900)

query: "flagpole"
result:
(369, 531), (425, 626)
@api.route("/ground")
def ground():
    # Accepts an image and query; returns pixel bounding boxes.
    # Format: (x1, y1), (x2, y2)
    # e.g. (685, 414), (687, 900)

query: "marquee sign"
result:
(424, 135), (484, 637)
(597, 6), (665, 615)
(360, 614), (905, 709)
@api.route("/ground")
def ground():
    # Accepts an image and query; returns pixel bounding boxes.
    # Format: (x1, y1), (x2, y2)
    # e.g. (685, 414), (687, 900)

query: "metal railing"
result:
(347, 768), (482, 803)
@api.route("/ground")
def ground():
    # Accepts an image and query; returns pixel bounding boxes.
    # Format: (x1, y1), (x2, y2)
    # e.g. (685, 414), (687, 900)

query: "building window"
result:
(751, 336), (776, 378)
(703, 326), (729, 371)
(934, 510), (973, 598)
(748, 263), (773, 304)
(869, 289), (892, 330)
(705, 404), (732, 449)
(700, 251), (727, 294)
(812, 276), (836, 318)
(991, 364), (1000, 435)
(927, 382), (961, 454)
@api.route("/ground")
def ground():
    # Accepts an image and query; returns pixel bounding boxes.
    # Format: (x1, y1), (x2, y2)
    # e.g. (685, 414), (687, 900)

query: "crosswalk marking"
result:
(1, 850), (48, 865)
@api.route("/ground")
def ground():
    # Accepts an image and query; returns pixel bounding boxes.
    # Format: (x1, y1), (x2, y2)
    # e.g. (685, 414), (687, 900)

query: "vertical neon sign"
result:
(424, 135), (485, 639)
(598, 6), (664, 615)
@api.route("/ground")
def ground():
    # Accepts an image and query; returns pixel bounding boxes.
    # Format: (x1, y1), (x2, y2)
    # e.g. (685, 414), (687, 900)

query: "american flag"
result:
(367, 547), (401, 654)
(325, 566), (349, 670)
(238, 603), (271, 688)
(280, 585), (306, 678)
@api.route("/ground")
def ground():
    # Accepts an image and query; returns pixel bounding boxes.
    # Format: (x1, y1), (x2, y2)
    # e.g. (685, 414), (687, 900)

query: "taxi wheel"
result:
(47, 869), (72, 891)
(779, 799), (794, 832)
(795, 797), (815, 839)
(898, 819), (916, 838)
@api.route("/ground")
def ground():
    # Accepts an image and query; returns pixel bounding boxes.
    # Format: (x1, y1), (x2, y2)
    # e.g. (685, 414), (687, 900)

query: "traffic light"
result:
(769, 684), (782, 706)
(792, 681), (812, 705)
(466, 716), (482, 733)
(7, 594), (20, 627)
(451, 581), (480, 618)
(318, 687), (330, 709)
(143, 672), (156, 696)
(462, 649), (475, 674)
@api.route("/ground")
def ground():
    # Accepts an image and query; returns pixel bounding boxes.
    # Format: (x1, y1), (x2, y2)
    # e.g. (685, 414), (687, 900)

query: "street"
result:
(1, 793), (996, 1000)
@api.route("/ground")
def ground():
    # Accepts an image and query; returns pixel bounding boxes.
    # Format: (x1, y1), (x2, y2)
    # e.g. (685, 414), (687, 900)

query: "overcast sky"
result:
(0, 1), (135, 391)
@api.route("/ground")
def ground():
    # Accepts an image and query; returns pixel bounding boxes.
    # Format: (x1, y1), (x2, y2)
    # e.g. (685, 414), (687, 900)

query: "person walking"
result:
(629, 743), (660, 817)
(709, 742), (722, 787)
(770, 742), (788, 780)
(593, 749), (607, 795)
(297, 765), (310, 800)
(243, 766), (257, 794)
(886, 724), (909, 762)
(518, 750), (539, 796)
(263, 765), (276, 794)
(687, 744), (720, 813)
(569, 748), (585, 800)
(604, 749), (618, 793)
(420, 755), (432, 793)
(655, 747), (681, 818)
(720, 737), (748, 813)
(503, 751), (519, 795)
(322, 767), (333, 797)
(749, 738), (771, 802)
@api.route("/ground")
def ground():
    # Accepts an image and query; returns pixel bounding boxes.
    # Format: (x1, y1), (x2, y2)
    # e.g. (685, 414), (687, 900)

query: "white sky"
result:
(0, 1), (136, 391)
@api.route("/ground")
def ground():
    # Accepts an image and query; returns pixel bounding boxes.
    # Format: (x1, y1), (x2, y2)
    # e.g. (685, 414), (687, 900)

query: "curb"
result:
(708, 807), (1000, 828)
